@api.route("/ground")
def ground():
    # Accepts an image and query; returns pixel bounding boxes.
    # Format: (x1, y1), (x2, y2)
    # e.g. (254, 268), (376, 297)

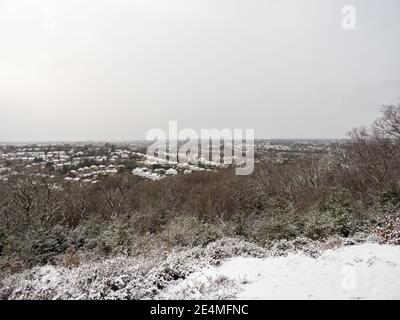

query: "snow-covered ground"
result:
(163, 243), (400, 299)
(1, 239), (399, 300)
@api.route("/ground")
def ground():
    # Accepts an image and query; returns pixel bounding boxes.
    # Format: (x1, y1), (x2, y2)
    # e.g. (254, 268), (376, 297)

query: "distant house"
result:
(165, 168), (178, 176)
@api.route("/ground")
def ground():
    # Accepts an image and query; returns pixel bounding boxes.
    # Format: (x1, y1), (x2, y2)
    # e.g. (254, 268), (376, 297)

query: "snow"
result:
(165, 168), (178, 176)
(132, 167), (162, 181)
(2, 238), (399, 300)
(0, 238), (267, 300)
(167, 243), (400, 299)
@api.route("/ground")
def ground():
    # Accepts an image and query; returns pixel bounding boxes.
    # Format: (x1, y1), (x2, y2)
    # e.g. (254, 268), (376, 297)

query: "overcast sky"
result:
(1, 0), (400, 141)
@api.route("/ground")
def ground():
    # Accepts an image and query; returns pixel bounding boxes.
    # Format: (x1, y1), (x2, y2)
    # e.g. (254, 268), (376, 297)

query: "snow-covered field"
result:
(164, 243), (400, 300)
(1, 238), (399, 300)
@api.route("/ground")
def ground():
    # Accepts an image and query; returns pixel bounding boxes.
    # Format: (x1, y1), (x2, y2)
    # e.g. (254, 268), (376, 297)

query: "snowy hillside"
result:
(1, 238), (399, 300)
(162, 243), (400, 300)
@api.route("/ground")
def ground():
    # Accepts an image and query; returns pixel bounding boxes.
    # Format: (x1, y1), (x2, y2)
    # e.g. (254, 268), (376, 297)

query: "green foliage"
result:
(379, 188), (400, 207)
(122, 159), (138, 171)
(303, 209), (335, 240)
(21, 225), (93, 264)
(255, 205), (301, 242)
(26, 225), (71, 264)
(94, 221), (135, 256)
(319, 190), (356, 237)
(162, 216), (224, 247)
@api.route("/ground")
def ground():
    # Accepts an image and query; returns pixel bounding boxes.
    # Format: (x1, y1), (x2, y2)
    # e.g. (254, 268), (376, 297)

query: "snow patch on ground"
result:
(164, 243), (400, 299)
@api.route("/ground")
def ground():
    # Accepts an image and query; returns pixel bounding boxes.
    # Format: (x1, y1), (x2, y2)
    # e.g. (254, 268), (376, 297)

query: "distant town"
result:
(0, 139), (347, 184)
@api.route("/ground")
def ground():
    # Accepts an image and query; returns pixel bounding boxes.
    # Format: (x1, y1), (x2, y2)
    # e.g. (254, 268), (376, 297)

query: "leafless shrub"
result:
(376, 215), (400, 245)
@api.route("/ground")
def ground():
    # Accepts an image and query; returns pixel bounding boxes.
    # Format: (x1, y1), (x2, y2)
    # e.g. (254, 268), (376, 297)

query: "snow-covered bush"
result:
(376, 215), (400, 245)
(265, 237), (322, 257)
(158, 275), (239, 300)
(0, 237), (269, 300)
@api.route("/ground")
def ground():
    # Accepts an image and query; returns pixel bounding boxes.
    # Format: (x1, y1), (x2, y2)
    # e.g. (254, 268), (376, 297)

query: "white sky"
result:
(1, 0), (400, 141)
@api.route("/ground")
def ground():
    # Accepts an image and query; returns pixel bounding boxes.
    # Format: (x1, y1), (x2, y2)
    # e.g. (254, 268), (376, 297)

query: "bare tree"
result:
(373, 103), (400, 139)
